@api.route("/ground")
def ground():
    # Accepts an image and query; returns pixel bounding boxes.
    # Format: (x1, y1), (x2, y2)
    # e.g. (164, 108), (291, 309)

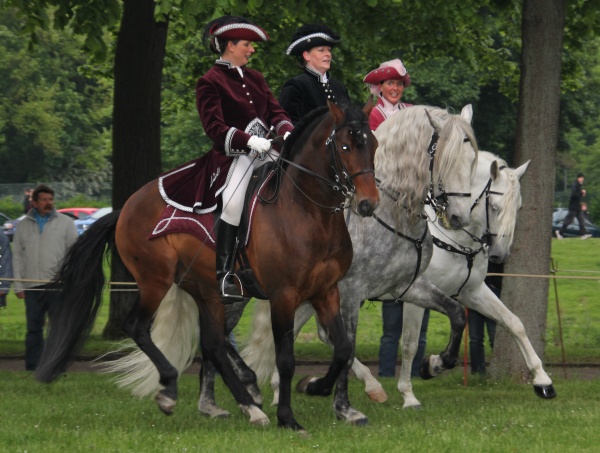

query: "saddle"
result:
(152, 161), (279, 300)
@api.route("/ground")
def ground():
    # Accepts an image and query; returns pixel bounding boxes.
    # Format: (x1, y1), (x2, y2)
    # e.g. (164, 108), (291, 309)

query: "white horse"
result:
(350, 151), (556, 409)
(242, 151), (556, 417)
(239, 105), (478, 424)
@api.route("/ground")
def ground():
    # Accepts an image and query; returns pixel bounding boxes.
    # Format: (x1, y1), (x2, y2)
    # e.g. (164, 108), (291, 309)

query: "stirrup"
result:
(220, 272), (244, 304)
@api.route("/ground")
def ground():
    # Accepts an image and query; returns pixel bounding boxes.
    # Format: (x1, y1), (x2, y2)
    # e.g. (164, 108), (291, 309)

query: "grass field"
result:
(0, 238), (598, 366)
(0, 239), (598, 452)
(0, 367), (598, 452)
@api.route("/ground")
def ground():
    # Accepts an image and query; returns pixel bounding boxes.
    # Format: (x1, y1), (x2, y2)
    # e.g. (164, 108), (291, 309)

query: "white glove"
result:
(283, 131), (291, 141)
(247, 136), (272, 160)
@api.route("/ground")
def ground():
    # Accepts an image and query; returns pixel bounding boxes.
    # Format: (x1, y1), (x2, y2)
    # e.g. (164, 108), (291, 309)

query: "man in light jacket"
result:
(13, 184), (78, 371)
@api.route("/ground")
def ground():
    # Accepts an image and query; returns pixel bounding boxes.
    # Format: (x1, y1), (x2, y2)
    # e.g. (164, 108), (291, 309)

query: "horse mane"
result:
(281, 106), (329, 165)
(374, 105), (478, 220)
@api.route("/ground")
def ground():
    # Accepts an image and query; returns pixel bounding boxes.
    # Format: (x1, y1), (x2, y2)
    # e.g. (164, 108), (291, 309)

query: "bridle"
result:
(430, 172), (505, 298)
(273, 120), (375, 213)
(424, 130), (472, 218)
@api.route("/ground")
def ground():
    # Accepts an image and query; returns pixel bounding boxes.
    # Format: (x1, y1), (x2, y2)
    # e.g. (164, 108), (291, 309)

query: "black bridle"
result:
(430, 174), (505, 298)
(273, 121), (375, 213)
(424, 130), (472, 218)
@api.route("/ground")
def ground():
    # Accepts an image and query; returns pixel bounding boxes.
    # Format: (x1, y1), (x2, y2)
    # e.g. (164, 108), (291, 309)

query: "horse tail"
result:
(240, 299), (276, 385)
(35, 210), (121, 384)
(100, 284), (199, 397)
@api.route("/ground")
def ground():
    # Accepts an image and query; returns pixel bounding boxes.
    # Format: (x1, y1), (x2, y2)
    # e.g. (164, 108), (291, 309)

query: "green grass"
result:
(0, 368), (598, 452)
(1, 238), (598, 365)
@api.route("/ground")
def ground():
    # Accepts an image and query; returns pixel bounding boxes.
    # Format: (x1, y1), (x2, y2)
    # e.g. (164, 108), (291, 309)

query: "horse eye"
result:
(341, 144), (350, 152)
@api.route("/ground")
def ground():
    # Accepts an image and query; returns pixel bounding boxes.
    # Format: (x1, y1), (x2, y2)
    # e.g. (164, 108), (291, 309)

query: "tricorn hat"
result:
(209, 21), (269, 42)
(363, 59), (411, 96)
(286, 24), (341, 56)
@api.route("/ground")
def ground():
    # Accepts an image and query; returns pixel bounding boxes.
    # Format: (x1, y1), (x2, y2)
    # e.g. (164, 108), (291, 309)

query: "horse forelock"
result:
(433, 112), (478, 191)
(494, 165), (521, 247)
(374, 107), (431, 218)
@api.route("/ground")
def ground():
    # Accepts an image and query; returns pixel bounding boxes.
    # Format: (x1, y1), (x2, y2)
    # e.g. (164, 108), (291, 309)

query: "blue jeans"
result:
(379, 301), (430, 377)
(467, 309), (496, 374)
(24, 288), (60, 371)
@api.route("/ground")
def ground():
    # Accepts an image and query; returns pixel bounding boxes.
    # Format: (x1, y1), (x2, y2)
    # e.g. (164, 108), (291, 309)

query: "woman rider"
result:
(196, 16), (294, 303)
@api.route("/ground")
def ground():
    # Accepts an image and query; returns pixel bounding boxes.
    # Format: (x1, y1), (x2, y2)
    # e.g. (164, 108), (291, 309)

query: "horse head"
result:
(481, 153), (530, 263)
(328, 101), (379, 217)
(427, 104), (478, 230)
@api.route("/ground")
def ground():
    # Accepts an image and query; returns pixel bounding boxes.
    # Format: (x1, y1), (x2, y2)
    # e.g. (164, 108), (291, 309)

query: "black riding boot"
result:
(215, 221), (243, 304)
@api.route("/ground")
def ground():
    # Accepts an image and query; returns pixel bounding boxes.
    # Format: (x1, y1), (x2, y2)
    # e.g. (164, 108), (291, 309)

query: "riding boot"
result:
(215, 221), (243, 304)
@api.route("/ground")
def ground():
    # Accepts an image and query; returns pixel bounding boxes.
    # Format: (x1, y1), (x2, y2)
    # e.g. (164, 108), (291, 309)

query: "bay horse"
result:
(221, 105), (479, 424)
(34, 101), (380, 432)
(350, 151), (555, 408)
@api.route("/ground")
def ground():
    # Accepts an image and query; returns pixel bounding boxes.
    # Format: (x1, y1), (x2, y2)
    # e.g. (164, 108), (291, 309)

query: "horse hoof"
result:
(199, 407), (230, 419)
(250, 415), (270, 426)
(405, 404), (423, 411)
(366, 388), (388, 403)
(155, 392), (176, 415)
(420, 360), (434, 380)
(534, 384), (557, 399)
(296, 376), (318, 394)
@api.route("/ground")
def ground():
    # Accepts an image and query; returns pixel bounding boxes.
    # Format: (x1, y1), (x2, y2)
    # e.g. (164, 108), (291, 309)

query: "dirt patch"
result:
(1, 357), (598, 380)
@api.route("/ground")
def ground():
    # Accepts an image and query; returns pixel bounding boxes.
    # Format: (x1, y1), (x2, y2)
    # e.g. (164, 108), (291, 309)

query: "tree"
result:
(490, 0), (566, 380)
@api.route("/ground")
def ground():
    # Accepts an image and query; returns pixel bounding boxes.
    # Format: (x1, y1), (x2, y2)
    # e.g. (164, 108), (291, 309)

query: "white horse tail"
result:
(99, 284), (199, 397)
(240, 299), (276, 385)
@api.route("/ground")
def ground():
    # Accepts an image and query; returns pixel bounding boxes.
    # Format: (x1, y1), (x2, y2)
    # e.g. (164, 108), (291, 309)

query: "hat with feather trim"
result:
(286, 24), (341, 56)
(363, 59), (411, 96)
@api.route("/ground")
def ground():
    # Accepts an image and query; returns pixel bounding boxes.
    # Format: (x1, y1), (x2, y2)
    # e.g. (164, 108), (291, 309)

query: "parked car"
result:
(2, 214), (26, 242)
(0, 212), (9, 227)
(57, 207), (98, 219)
(74, 207), (113, 235)
(552, 207), (600, 238)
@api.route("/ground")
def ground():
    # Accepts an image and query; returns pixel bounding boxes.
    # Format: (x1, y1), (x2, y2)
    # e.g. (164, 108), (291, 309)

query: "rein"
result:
(273, 121), (375, 213)
(372, 187), (428, 301)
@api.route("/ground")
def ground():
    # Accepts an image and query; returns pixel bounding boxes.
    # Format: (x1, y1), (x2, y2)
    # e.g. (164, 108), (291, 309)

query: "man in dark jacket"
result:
(279, 24), (350, 124)
(556, 172), (591, 239)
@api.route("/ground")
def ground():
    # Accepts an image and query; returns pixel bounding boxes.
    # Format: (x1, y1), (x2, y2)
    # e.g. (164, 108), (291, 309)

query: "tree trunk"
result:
(103, 0), (167, 339)
(489, 0), (565, 380)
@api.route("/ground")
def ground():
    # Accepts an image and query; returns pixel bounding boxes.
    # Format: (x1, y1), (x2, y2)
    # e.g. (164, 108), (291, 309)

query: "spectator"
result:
(556, 172), (591, 240)
(279, 24), (350, 124)
(378, 301), (430, 378)
(22, 188), (33, 214)
(468, 261), (502, 375)
(0, 232), (12, 308)
(12, 184), (78, 370)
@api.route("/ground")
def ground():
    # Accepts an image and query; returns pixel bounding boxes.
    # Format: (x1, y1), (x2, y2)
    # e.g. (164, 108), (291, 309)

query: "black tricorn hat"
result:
(286, 24), (341, 56)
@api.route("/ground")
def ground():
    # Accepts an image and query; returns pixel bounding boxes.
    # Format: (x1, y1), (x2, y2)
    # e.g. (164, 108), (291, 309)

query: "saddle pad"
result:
(149, 204), (216, 250)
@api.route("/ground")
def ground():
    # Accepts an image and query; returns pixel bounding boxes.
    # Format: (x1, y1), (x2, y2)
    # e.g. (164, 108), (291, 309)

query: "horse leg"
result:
(122, 285), (181, 415)
(198, 356), (230, 418)
(397, 303), (425, 409)
(350, 358), (388, 403)
(194, 292), (269, 426)
(297, 290), (364, 425)
(463, 286), (556, 398)
(402, 280), (466, 379)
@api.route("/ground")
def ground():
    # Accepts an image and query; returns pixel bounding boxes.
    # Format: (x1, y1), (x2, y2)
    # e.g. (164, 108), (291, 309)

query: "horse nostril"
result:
(358, 199), (374, 217)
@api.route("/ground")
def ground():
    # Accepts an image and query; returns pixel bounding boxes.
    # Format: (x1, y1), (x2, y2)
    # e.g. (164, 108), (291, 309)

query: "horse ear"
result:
(514, 160), (531, 180)
(363, 96), (375, 117)
(425, 109), (445, 133)
(328, 100), (345, 125)
(460, 104), (473, 124)
(490, 160), (500, 180)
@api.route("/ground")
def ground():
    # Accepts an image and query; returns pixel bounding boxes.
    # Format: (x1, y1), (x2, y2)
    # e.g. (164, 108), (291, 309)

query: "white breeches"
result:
(221, 152), (279, 226)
